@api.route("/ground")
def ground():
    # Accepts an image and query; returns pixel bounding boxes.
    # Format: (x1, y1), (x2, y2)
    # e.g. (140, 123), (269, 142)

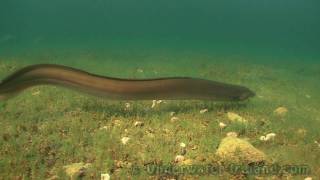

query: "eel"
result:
(0, 64), (255, 101)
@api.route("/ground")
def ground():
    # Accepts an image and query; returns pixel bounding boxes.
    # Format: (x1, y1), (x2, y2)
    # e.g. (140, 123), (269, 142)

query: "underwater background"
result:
(0, 0), (320, 179)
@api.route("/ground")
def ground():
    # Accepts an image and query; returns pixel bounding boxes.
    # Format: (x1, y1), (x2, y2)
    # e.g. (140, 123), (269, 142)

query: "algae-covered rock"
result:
(216, 137), (266, 164)
(63, 162), (91, 179)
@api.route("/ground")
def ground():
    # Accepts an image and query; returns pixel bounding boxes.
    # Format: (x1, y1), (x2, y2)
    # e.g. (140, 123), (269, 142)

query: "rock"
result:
(219, 122), (227, 129)
(121, 137), (130, 145)
(134, 121), (144, 127)
(216, 137), (266, 164)
(200, 109), (208, 114)
(227, 112), (247, 123)
(174, 155), (185, 163)
(179, 142), (186, 148)
(63, 162), (91, 179)
(259, 133), (276, 142)
(274, 107), (288, 116)
(170, 116), (179, 122)
(101, 173), (110, 180)
(226, 132), (238, 137)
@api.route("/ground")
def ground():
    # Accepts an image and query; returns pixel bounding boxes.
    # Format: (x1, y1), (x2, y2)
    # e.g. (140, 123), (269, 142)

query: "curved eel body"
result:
(0, 64), (255, 101)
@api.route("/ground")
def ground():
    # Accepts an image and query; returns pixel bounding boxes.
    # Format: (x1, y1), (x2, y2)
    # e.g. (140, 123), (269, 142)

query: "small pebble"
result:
(170, 116), (179, 122)
(125, 103), (131, 110)
(137, 68), (143, 73)
(32, 90), (41, 96)
(226, 132), (238, 137)
(200, 109), (208, 114)
(227, 112), (247, 123)
(134, 121), (144, 127)
(219, 122), (227, 129)
(121, 137), (130, 145)
(274, 107), (288, 116)
(100, 126), (108, 130)
(151, 100), (157, 108)
(304, 177), (312, 180)
(101, 173), (110, 180)
(260, 133), (276, 141)
(180, 142), (186, 148)
(174, 155), (185, 163)
(170, 112), (175, 116)
(305, 94), (311, 99)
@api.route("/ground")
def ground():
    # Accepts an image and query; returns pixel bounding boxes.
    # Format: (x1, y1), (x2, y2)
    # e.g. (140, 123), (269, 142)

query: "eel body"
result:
(0, 64), (255, 101)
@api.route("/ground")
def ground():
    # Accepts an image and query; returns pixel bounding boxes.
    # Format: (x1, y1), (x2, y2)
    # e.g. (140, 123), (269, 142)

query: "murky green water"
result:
(1, 0), (319, 60)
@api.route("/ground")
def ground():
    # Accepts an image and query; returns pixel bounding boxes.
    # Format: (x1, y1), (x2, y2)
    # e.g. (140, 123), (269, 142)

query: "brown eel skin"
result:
(0, 64), (255, 101)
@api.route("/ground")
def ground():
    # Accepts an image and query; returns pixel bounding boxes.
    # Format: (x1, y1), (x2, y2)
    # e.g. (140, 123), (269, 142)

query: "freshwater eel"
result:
(0, 64), (255, 101)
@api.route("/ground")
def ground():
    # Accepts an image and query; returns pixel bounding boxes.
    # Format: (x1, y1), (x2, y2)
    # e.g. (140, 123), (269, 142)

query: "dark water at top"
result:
(1, 0), (319, 61)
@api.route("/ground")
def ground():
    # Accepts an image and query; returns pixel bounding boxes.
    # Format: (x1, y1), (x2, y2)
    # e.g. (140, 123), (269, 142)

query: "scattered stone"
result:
(304, 177), (312, 180)
(216, 137), (266, 164)
(151, 100), (163, 108)
(101, 173), (110, 180)
(314, 141), (320, 148)
(174, 155), (185, 163)
(121, 137), (130, 145)
(180, 142), (186, 148)
(134, 121), (144, 127)
(200, 109), (208, 114)
(151, 100), (157, 108)
(226, 132), (238, 137)
(63, 162), (91, 179)
(259, 133), (276, 142)
(32, 90), (41, 96)
(100, 126), (108, 130)
(181, 159), (193, 165)
(125, 103), (131, 110)
(170, 116), (179, 122)
(274, 107), (288, 116)
(227, 112), (247, 123)
(113, 119), (121, 126)
(219, 122), (227, 129)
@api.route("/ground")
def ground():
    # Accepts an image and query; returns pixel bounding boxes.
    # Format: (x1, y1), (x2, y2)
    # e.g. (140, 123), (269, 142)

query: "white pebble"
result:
(125, 103), (131, 109)
(101, 173), (110, 180)
(174, 155), (185, 163)
(260, 133), (276, 141)
(219, 122), (227, 129)
(265, 133), (276, 140)
(227, 112), (247, 123)
(259, 136), (266, 141)
(170, 116), (179, 122)
(180, 142), (186, 148)
(121, 137), (130, 145)
(134, 121), (144, 127)
(200, 109), (208, 114)
(226, 132), (238, 137)
(32, 90), (41, 96)
(304, 177), (312, 180)
(100, 126), (108, 130)
(151, 100), (157, 108)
